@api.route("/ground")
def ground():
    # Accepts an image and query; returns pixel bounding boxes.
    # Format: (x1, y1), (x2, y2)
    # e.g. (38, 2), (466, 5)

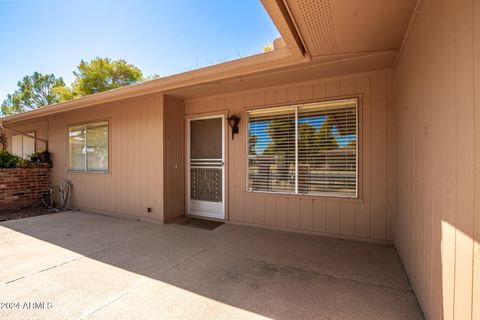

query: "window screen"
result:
(68, 121), (108, 173)
(247, 99), (357, 198)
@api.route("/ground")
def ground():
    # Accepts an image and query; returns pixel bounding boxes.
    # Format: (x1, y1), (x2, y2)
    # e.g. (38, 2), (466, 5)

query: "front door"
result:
(187, 115), (225, 220)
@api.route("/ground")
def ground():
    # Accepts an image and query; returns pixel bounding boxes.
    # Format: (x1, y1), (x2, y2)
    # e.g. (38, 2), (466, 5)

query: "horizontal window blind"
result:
(247, 99), (357, 198)
(297, 101), (357, 196)
(248, 107), (296, 193)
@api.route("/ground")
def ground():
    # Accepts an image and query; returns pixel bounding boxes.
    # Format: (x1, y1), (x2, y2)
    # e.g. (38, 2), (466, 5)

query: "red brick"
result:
(0, 167), (51, 213)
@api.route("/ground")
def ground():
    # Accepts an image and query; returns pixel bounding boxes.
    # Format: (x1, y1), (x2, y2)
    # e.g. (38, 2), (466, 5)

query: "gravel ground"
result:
(0, 206), (55, 221)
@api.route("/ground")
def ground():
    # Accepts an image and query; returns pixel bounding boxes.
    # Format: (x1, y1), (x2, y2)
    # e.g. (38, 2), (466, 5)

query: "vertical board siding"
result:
(453, 1), (475, 319)
(164, 95), (185, 221)
(474, 2), (480, 319)
(264, 197), (277, 226)
(3, 119), (48, 154)
(276, 197), (288, 228)
(325, 201), (341, 234)
(287, 197), (300, 229)
(43, 93), (165, 221)
(354, 76), (372, 238)
(8, 71), (393, 242)
(386, 72), (397, 241)
(394, 0), (479, 318)
(300, 198), (313, 231)
(340, 202), (355, 236)
(254, 196), (265, 225)
(312, 199), (326, 232)
(185, 71), (393, 241)
(244, 196), (254, 224)
(370, 74), (388, 240)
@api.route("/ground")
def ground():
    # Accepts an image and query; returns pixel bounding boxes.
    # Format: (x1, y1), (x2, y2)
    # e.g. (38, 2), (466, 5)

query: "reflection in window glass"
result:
(297, 102), (357, 196)
(247, 99), (357, 198)
(12, 133), (35, 159)
(68, 121), (108, 173)
(69, 126), (86, 171)
(86, 123), (108, 172)
(247, 107), (296, 193)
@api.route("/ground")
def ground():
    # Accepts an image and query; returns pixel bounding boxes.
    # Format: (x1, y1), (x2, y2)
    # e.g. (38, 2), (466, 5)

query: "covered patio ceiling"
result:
(166, 0), (419, 99)
(282, 0), (418, 57)
(0, 0), (419, 122)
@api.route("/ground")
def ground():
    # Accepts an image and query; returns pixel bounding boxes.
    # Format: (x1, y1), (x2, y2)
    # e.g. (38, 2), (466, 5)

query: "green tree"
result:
(264, 117), (339, 156)
(53, 85), (75, 102)
(142, 74), (160, 81)
(1, 72), (68, 115)
(71, 57), (143, 96)
(316, 117), (339, 151)
(249, 135), (258, 155)
(264, 118), (295, 182)
(298, 122), (318, 164)
(264, 118), (295, 156)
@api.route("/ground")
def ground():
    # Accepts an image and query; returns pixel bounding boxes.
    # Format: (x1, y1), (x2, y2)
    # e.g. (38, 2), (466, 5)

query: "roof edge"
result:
(260, 0), (307, 57)
(2, 47), (307, 124)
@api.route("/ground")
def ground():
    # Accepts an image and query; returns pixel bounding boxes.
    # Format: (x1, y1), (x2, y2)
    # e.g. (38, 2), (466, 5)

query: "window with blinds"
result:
(247, 98), (358, 198)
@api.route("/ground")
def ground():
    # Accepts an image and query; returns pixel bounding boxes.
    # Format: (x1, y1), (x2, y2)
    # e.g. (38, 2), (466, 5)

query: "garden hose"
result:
(42, 179), (73, 212)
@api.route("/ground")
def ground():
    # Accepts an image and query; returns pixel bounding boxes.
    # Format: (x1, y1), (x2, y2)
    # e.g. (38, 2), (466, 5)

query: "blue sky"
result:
(0, 0), (279, 102)
(249, 117), (356, 154)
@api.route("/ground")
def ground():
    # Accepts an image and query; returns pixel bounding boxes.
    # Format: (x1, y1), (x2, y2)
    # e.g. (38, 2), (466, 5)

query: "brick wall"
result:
(0, 166), (51, 212)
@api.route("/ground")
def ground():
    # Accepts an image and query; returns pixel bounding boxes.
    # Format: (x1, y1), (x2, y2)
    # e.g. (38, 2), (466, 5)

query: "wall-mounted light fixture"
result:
(227, 115), (240, 140)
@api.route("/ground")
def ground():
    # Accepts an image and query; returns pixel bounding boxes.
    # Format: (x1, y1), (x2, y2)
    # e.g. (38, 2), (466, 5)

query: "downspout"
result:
(0, 119), (48, 151)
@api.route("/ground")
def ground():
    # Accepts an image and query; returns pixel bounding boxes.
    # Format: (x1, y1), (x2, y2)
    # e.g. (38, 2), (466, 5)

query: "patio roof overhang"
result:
(0, 0), (419, 125)
(0, 45), (307, 125)
(266, 0), (419, 59)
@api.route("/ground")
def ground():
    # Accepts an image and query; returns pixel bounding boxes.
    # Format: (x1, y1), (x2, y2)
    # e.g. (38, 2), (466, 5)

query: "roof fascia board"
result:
(2, 47), (307, 124)
(260, 0), (308, 58)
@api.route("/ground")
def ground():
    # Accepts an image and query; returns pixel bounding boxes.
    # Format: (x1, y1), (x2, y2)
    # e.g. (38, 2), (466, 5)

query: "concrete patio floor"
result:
(0, 211), (423, 320)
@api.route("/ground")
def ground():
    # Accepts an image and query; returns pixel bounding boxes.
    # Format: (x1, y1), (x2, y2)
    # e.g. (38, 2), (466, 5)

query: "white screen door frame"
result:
(186, 114), (225, 220)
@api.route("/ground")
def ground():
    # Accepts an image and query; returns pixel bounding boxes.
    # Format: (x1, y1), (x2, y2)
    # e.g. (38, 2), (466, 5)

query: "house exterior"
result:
(0, 0), (479, 319)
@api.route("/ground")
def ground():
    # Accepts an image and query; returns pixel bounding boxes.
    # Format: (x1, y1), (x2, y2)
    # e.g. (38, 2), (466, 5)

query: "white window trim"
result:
(245, 98), (359, 199)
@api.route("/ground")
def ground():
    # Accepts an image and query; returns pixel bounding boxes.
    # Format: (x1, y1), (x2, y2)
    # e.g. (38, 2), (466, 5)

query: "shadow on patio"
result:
(0, 211), (423, 319)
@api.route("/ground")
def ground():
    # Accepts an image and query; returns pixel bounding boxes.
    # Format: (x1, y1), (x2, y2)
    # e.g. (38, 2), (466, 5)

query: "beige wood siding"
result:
(45, 93), (165, 221)
(185, 70), (394, 241)
(163, 95), (185, 222)
(393, 0), (480, 318)
(3, 120), (48, 154)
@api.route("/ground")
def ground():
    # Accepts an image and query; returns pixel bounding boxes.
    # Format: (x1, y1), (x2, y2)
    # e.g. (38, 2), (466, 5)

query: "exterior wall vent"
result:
(287, 0), (338, 56)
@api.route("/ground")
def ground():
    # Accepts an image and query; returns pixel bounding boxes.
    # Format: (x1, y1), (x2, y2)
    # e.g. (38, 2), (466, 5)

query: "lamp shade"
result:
(227, 115), (240, 128)
(227, 115), (240, 139)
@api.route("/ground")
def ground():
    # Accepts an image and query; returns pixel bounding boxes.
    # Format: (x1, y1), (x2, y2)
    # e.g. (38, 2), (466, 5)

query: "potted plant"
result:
(37, 150), (50, 163)
(29, 152), (39, 163)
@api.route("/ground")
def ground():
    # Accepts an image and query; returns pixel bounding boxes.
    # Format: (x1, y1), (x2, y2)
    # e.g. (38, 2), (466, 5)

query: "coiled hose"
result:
(42, 179), (73, 212)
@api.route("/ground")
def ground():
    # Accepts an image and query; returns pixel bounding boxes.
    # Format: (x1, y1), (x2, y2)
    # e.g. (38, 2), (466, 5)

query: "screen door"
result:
(187, 115), (225, 219)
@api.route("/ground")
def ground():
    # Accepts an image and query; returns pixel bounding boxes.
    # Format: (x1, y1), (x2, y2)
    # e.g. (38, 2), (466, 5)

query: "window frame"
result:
(245, 98), (359, 199)
(67, 120), (110, 174)
(12, 131), (36, 159)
